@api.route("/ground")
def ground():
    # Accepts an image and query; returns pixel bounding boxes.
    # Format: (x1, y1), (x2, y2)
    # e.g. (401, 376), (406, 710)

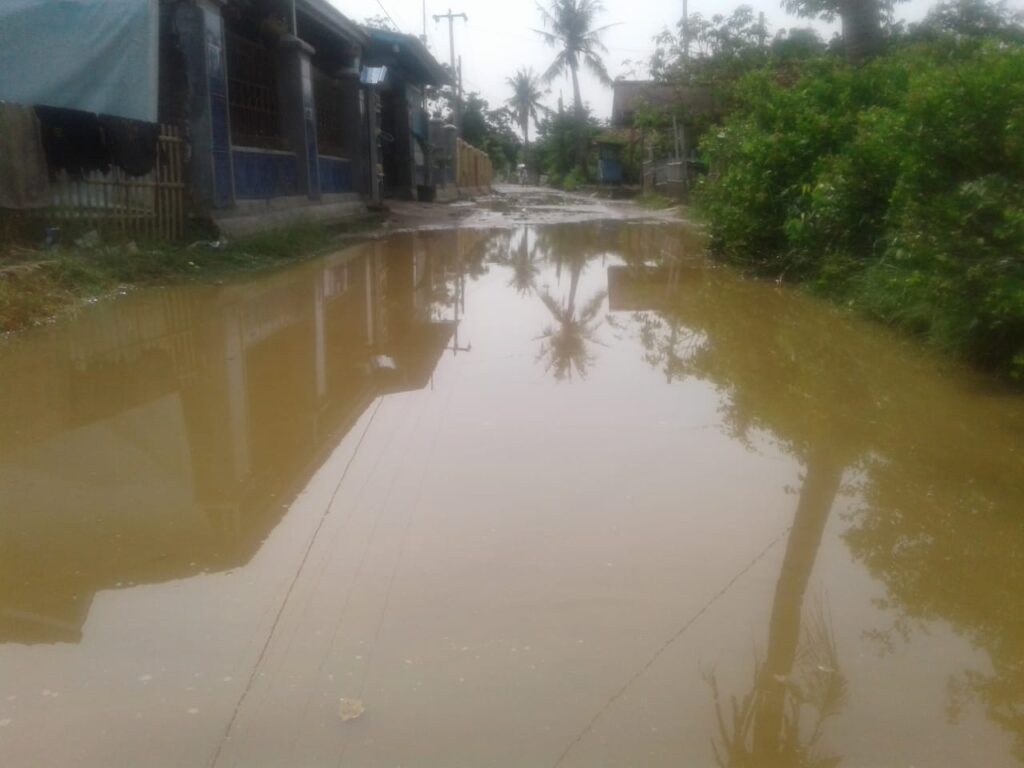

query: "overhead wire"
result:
(206, 398), (385, 768)
(550, 523), (795, 768)
(376, 0), (403, 32)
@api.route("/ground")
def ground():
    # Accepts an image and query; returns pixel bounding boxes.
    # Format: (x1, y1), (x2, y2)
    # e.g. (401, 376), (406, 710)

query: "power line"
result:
(376, 0), (402, 32)
(550, 523), (795, 768)
(433, 8), (469, 135)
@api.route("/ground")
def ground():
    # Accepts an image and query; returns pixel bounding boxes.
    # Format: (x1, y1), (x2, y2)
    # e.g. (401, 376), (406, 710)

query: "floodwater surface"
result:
(1, 216), (1023, 768)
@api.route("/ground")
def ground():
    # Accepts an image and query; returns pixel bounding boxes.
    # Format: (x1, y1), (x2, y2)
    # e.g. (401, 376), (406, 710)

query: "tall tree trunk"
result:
(524, 119), (531, 182)
(840, 0), (883, 64)
(751, 450), (844, 762)
(570, 65), (586, 174)
(567, 262), (582, 316)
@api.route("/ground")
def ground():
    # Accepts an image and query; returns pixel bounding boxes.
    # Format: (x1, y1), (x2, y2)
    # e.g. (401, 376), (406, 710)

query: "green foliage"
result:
(561, 167), (586, 191)
(911, 0), (1024, 41)
(650, 6), (828, 85)
(533, 107), (602, 184)
(698, 40), (1024, 380)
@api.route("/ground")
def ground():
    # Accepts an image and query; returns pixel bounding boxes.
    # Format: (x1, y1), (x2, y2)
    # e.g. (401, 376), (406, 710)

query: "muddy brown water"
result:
(1, 220), (1022, 767)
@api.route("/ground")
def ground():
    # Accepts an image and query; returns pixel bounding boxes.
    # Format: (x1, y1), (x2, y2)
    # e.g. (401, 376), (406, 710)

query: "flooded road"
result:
(1, 194), (1023, 767)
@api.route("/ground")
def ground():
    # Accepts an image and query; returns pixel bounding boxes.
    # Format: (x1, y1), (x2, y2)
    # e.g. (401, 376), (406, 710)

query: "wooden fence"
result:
(456, 139), (493, 192)
(40, 125), (186, 240)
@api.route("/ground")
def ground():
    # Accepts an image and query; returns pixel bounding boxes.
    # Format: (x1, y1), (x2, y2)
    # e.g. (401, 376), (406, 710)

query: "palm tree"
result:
(535, 0), (614, 170)
(505, 68), (547, 179)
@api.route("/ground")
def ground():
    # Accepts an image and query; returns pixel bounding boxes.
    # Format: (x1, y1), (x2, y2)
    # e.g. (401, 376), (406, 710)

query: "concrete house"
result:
(0, 0), (460, 238)
(610, 80), (716, 196)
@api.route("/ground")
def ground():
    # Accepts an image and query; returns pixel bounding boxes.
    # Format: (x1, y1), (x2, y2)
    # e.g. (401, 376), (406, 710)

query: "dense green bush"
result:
(698, 41), (1024, 380)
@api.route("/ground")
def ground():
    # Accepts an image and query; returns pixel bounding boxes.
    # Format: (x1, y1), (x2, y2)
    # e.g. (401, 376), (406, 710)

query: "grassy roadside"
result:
(0, 217), (385, 334)
(634, 192), (678, 211)
(697, 42), (1024, 385)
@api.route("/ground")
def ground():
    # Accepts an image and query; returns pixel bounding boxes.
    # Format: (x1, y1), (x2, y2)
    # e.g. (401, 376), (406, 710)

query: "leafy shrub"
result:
(562, 168), (586, 191)
(698, 40), (1024, 380)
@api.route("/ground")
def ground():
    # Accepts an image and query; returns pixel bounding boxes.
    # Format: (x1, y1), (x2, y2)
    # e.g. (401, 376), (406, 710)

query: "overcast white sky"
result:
(330, 0), (1024, 130)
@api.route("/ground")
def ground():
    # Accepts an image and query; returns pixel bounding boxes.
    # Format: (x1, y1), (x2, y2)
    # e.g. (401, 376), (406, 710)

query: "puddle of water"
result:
(0, 222), (1022, 767)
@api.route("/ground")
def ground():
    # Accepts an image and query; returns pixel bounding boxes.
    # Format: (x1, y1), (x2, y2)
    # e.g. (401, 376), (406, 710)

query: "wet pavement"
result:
(1, 189), (1023, 767)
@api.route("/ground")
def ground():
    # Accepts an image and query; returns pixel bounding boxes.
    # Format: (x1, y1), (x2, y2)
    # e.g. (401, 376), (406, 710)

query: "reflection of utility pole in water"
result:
(754, 452), (844, 761)
(447, 234), (471, 356)
(711, 450), (847, 768)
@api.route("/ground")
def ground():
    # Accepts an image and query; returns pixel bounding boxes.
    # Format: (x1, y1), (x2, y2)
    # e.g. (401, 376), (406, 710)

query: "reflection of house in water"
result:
(607, 264), (690, 311)
(0, 239), (458, 645)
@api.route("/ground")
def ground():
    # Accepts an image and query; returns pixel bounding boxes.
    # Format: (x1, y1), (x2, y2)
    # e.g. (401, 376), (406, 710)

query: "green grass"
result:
(635, 192), (678, 210)
(0, 217), (384, 333)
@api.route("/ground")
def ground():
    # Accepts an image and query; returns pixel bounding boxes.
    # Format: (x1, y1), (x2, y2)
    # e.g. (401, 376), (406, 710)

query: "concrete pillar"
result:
(340, 70), (364, 195)
(444, 125), (457, 187)
(222, 306), (250, 482)
(276, 34), (320, 200)
(366, 90), (382, 205)
(175, 0), (234, 211)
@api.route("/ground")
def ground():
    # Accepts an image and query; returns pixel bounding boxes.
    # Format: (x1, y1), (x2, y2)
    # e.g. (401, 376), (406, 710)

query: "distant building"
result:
(610, 80), (717, 196)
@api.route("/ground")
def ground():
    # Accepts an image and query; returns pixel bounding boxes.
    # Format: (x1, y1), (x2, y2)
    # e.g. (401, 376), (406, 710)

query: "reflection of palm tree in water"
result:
(508, 229), (540, 296)
(537, 289), (606, 380)
(710, 451), (847, 768)
(536, 242), (607, 380)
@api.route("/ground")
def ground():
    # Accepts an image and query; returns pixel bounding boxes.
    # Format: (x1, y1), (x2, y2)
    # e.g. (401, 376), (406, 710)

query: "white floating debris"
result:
(187, 708), (200, 715)
(0, 718), (11, 727)
(338, 698), (365, 722)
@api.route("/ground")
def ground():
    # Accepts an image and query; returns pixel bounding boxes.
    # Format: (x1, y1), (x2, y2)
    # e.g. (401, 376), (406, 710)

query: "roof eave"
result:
(297, 0), (370, 47)
(363, 28), (451, 86)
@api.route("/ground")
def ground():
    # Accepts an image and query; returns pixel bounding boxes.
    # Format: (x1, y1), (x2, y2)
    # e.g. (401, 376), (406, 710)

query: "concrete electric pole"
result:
(432, 8), (468, 137)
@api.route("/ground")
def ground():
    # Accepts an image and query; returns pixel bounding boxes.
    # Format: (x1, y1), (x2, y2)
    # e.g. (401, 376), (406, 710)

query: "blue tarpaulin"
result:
(0, 0), (159, 123)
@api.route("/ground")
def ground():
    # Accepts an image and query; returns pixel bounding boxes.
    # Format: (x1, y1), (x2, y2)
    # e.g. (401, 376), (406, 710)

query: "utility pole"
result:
(421, 1), (428, 44)
(681, 0), (689, 63)
(432, 8), (468, 136)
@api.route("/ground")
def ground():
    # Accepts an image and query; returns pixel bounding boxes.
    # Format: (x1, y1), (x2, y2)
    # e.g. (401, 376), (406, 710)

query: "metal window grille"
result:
(225, 30), (288, 151)
(313, 68), (350, 158)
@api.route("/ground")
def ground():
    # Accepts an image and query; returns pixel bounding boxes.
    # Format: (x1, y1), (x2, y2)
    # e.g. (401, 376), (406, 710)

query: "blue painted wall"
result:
(599, 158), (623, 185)
(319, 157), (354, 194)
(232, 151), (300, 200)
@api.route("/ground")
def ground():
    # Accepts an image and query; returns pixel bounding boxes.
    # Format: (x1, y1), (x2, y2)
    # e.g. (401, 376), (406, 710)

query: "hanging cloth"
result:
(0, 0), (159, 124)
(0, 102), (50, 209)
(35, 107), (110, 180)
(99, 117), (161, 178)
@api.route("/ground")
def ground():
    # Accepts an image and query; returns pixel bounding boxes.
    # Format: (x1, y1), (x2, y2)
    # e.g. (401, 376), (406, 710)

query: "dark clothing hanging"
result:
(99, 116), (160, 177)
(35, 106), (109, 180)
(34, 107), (160, 180)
